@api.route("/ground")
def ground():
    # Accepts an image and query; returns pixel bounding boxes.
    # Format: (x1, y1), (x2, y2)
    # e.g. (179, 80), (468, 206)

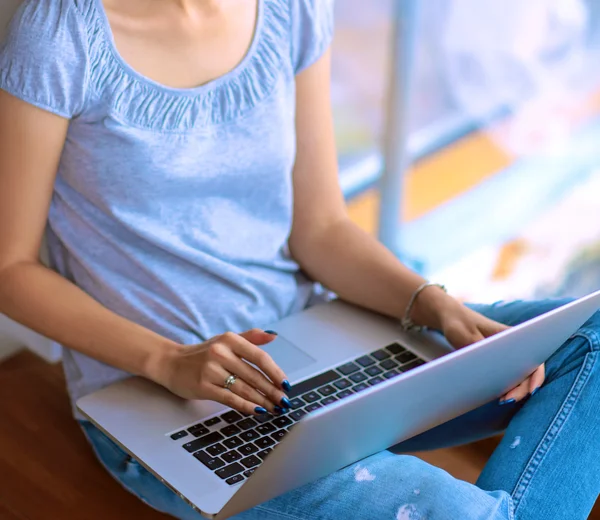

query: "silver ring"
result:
(224, 374), (237, 390)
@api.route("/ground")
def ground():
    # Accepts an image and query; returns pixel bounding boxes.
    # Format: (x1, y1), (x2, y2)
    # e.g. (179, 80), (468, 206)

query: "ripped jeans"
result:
(80, 300), (600, 519)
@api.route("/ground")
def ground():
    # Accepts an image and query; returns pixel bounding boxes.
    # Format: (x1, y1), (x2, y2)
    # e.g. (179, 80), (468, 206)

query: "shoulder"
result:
(5, 0), (91, 34)
(0, 0), (93, 118)
(288, 0), (335, 73)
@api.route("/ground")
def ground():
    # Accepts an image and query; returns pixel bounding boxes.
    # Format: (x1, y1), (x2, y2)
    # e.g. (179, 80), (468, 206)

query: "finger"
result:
(501, 378), (530, 403)
(528, 364), (545, 394)
(229, 334), (289, 392)
(477, 317), (510, 338)
(226, 375), (280, 414)
(446, 323), (485, 349)
(222, 353), (290, 410)
(208, 364), (277, 414)
(239, 328), (278, 347)
(207, 385), (272, 417)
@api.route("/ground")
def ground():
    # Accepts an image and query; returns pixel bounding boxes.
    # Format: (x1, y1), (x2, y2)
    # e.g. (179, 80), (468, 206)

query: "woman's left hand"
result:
(429, 296), (545, 404)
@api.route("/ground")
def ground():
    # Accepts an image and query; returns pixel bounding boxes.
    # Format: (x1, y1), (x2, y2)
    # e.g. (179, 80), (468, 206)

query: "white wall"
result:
(0, 315), (61, 362)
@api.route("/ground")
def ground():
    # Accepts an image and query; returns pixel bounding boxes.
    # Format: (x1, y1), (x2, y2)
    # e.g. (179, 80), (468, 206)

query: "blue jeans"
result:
(80, 300), (600, 519)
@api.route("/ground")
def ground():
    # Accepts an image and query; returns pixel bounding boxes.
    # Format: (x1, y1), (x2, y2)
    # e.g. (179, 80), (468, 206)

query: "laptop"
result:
(78, 290), (600, 519)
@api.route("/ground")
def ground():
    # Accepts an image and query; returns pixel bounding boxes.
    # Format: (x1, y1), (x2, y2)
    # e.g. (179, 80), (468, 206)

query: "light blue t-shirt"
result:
(0, 0), (334, 415)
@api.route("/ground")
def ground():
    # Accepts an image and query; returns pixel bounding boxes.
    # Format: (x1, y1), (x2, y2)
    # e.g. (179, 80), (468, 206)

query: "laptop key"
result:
(206, 443), (227, 457)
(170, 430), (188, 440)
(287, 370), (341, 398)
(318, 385), (336, 397)
(239, 429), (261, 442)
(204, 417), (221, 427)
(385, 342), (405, 355)
(383, 369), (400, 379)
(368, 376), (385, 386)
(272, 416), (293, 428)
(396, 352), (417, 364)
(372, 349), (391, 361)
(255, 436), (276, 449)
(226, 474), (245, 486)
(238, 443), (259, 456)
(349, 371), (368, 383)
(305, 402), (322, 412)
(193, 451), (225, 470)
(333, 378), (352, 390)
(365, 366), (383, 377)
(238, 418), (258, 431)
(301, 391), (321, 403)
(355, 355), (376, 368)
(183, 431), (224, 453)
(222, 450), (242, 463)
(223, 436), (244, 449)
(289, 398), (304, 410)
(321, 396), (338, 406)
(240, 455), (262, 469)
(337, 389), (354, 399)
(215, 462), (244, 480)
(400, 359), (425, 372)
(254, 413), (274, 424)
(353, 382), (369, 392)
(380, 358), (398, 371)
(337, 362), (361, 376)
(289, 410), (307, 421)
(220, 425), (242, 437)
(258, 448), (272, 460)
(221, 411), (243, 424)
(256, 423), (277, 435)
(188, 424), (210, 437)
(271, 429), (287, 442)
(243, 469), (256, 478)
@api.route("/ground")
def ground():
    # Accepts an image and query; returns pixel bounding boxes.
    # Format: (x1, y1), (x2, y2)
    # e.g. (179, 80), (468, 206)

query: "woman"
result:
(0, 1), (599, 518)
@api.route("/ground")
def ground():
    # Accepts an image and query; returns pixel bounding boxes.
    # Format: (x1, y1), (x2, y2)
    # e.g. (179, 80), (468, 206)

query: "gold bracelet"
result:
(400, 282), (447, 332)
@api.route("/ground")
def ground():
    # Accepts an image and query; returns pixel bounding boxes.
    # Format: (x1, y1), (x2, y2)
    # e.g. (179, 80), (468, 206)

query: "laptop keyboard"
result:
(169, 342), (426, 486)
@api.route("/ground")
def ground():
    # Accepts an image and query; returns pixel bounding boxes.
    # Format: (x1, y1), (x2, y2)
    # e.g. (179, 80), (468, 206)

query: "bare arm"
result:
(0, 90), (177, 380)
(288, 51), (450, 328)
(288, 52), (544, 403)
(0, 91), (290, 414)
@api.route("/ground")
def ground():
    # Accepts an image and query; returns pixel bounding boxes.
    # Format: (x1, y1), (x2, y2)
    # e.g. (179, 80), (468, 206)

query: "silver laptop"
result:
(78, 291), (600, 519)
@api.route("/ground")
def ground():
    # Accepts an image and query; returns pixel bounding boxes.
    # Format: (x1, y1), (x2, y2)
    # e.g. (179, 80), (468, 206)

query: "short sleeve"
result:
(291, 0), (335, 74)
(0, 0), (89, 118)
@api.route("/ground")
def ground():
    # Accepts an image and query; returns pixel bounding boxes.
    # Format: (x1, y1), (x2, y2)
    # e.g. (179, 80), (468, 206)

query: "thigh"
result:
(393, 299), (572, 453)
(238, 451), (513, 520)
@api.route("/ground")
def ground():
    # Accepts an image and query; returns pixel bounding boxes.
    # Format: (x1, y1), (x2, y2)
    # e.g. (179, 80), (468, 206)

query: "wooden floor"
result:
(1, 350), (598, 519)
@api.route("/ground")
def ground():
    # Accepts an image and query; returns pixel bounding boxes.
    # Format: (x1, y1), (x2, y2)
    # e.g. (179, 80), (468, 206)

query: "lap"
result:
(80, 298), (593, 519)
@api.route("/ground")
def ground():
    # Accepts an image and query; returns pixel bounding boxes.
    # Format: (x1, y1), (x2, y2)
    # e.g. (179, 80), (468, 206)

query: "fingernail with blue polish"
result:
(499, 398), (516, 405)
(264, 330), (278, 336)
(281, 396), (292, 408)
(254, 406), (268, 414)
(274, 406), (285, 414)
(282, 380), (292, 392)
(531, 387), (539, 396)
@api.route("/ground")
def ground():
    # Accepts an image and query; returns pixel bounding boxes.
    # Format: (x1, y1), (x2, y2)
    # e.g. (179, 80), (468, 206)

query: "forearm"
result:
(0, 261), (179, 382)
(291, 218), (453, 328)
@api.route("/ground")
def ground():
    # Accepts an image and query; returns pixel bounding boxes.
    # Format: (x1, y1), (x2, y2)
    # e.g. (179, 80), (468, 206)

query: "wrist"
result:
(409, 285), (456, 330)
(142, 338), (183, 388)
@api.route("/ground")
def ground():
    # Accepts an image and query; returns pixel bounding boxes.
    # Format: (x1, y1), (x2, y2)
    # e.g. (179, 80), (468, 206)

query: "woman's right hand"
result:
(155, 329), (292, 416)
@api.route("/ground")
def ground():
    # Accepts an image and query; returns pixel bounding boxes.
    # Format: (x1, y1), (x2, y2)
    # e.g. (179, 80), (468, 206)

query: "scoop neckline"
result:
(91, 0), (265, 97)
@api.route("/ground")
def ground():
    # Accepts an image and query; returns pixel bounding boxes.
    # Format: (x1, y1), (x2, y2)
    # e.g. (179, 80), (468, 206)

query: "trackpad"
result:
(261, 337), (316, 375)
